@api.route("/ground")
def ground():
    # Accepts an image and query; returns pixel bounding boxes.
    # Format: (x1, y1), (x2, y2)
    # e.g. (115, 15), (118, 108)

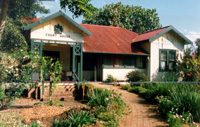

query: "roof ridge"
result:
(139, 26), (171, 35)
(80, 24), (139, 35)
(80, 23), (122, 28)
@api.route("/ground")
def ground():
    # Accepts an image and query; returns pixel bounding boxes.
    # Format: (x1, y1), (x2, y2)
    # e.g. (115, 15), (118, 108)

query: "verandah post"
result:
(72, 45), (75, 82)
(80, 44), (83, 81)
(31, 40), (45, 99)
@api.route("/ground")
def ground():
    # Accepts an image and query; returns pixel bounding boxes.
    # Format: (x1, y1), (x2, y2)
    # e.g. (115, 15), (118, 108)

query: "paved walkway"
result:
(90, 82), (169, 127)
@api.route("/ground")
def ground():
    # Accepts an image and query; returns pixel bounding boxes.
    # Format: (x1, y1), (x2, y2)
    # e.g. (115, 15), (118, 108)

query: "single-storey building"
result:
(24, 11), (193, 82)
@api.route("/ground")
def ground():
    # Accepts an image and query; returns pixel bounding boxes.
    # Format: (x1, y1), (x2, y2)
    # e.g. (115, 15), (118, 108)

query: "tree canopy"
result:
(0, 18), (29, 52)
(83, 2), (162, 34)
(0, 0), (50, 41)
(7, 0), (50, 20)
(60, 0), (98, 19)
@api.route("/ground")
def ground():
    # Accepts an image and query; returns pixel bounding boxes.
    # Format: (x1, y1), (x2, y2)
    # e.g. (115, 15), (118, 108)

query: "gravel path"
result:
(90, 82), (169, 127)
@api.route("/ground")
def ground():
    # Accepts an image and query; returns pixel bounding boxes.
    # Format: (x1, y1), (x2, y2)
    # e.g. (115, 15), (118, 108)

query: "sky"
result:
(37, 0), (200, 44)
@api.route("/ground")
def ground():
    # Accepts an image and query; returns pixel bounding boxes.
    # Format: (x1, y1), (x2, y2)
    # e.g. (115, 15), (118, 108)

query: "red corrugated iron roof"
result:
(133, 26), (170, 43)
(80, 24), (148, 55)
(24, 17), (40, 23)
(24, 17), (169, 55)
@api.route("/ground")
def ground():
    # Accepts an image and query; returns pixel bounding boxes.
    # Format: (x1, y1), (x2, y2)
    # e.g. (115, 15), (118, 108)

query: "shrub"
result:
(138, 87), (148, 95)
(98, 111), (119, 127)
(67, 110), (96, 127)
(177, 52), (200, 81)
(167, 113), (183, 127)
(86, 88), (113, 108)
(28, 122), (42, 127)
(126, 70), (148, 82)
(86, 87), (126, 127)
(155, 83), (200, 125)
(105, 74), (117, 82)
(169, 84), (200, 122)
(157, 96), (176, 117)
(141, 83), (154, 89)
(0, 86), (6, 108)
(128, 87), (139, 93)
(52, 119), (68, 127)
(52, 110), (96, 127)
(121, 85), (131, 90)
(142, 83), (172, 101)
(0, 83), (27, 109)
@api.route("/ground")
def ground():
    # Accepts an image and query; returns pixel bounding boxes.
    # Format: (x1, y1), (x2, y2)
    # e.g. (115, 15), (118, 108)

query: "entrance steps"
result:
(27, 83), (76, 101)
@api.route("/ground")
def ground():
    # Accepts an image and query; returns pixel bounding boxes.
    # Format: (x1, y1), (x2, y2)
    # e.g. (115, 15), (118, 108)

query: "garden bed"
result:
(121, 83), (200, 127)
(21, 104), (91, 126)
(0, 83), (127, 127)
(0, 98), (88, 127)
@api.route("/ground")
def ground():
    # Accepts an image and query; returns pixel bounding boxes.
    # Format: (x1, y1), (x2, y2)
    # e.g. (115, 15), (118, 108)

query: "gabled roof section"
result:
(81, 24), (149, 55)
(24, 11), (92, 36)
(133, 26), (193, 45)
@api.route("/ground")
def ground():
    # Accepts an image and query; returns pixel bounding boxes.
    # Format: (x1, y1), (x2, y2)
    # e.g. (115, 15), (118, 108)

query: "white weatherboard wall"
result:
(30, 16), (84, 43)
(103, 68), (146, 81)
(150, 31), (185, 81)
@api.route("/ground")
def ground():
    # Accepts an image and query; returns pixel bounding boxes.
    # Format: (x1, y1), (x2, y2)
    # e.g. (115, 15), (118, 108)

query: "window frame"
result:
(103, 55), (146, 69)
(136, 56), (146, 69)
(159, 49), (176, 72)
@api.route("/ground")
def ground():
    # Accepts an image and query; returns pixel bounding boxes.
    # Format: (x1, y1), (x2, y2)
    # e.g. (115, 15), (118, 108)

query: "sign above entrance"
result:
(31, 29), (84, 43)
(33, 40), (79, 45)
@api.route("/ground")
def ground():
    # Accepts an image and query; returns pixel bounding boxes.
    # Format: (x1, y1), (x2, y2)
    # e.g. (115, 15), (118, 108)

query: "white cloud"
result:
(184, 31), (200, 44)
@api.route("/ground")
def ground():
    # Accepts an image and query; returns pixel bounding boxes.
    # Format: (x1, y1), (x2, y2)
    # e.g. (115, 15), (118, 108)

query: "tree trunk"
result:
(49, 76), (53, 101)
(0, 0), (10, 41)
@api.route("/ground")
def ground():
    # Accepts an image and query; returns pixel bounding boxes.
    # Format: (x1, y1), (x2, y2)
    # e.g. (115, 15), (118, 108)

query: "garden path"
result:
(90, 82), (169, 127)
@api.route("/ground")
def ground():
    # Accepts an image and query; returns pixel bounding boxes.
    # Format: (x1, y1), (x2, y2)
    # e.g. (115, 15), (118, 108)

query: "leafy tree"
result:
(7, 0), (49, 20)
(41, 57), (62, 101)
(60, 0), (98, 19)
(0, 0), (50, 50)
(0, 51), (40, 109)
(195, 38), (200, 56)
(0, 0), (49, 41)
(83, 2), (162, 34)
(0, 0), (10, 41)
(0, 18), (29, 52)
(0, 51), (39, 82)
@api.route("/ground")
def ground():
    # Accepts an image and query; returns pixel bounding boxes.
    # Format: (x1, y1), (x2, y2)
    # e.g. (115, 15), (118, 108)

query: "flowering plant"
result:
(177, 55), (200, 81)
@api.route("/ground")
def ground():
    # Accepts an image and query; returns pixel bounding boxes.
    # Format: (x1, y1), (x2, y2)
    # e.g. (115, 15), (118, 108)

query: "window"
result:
(136, 57), (146, 68)
(103, 55), (146, 68)
(114, 56), (123, 67)
(104, 55), (114, 68)
(124, 56), (135, 68)
(159, 49), (176, 71)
